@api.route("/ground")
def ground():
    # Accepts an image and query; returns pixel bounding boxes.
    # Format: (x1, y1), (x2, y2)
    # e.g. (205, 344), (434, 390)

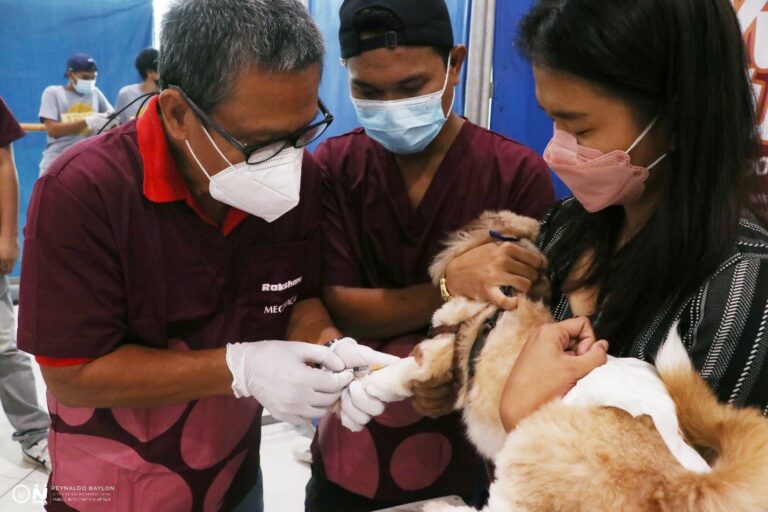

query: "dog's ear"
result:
(491, 211), (541, 242)
(428, 210), (544, 285)
(475, 210), (504, 227)
(463, 214), (501, 239)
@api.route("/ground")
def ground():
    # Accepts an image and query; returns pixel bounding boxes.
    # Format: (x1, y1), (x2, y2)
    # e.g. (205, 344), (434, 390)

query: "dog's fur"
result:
(360, 211), (768, 512)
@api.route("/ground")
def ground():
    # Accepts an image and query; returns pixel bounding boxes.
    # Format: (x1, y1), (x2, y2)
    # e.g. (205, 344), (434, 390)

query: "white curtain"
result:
(152, 0), (173, 47)
(464, 0), (496, 128)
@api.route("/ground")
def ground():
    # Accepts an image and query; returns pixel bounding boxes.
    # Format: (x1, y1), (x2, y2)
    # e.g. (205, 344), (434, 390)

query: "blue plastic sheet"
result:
(0, 0), (564, 278)
(0, 0), (153, 276)
(490, 0), (569, 198)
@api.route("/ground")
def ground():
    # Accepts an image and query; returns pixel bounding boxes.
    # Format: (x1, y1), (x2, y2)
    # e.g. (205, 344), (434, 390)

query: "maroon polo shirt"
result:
(312, 122), (555, 502)
(18, 96), (322, 511)
(0, 97), (26, 146)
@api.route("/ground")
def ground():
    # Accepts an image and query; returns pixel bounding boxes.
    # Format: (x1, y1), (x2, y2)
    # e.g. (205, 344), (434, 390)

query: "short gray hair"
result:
(159, 0), (324, 111)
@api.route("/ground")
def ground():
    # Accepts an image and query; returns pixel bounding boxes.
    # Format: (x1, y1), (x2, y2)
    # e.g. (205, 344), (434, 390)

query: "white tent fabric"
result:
(464, 0), (495, 128)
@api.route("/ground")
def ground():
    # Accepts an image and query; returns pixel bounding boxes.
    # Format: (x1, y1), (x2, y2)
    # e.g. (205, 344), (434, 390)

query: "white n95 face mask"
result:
(351, 56), (454, 155)
(186, 128), (303, 223)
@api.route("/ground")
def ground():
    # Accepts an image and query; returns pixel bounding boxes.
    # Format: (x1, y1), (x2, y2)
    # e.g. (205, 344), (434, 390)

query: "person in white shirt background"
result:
(37, 53), (114, 176)
(114, 47), (160, 125)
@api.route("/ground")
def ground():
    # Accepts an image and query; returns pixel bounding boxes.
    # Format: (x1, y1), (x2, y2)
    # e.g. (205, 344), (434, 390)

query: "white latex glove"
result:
(329, 337), (400, 369)
(226, 341), (353, 425)
(102, 111), (119, 130)
(84, 112), (116, 133)
(338, 358), (421, 432)
(330, 339), (404, 432)
(339, 380), (387, 432)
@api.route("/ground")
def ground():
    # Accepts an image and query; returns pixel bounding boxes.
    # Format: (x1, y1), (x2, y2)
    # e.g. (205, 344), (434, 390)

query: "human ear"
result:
(158, 89), (196, 143)
(449, 45), (468, 86)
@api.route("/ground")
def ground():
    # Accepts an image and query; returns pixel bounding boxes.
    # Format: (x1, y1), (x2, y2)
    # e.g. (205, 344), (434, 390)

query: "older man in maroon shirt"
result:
(15, 1), (403, 511)
(306, 1), (556, 510)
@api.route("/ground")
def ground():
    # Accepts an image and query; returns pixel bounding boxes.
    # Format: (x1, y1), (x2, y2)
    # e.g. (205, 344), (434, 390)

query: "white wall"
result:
(153, 0), (173, 47)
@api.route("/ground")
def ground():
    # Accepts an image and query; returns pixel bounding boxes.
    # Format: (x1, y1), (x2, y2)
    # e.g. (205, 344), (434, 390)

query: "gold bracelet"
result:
(439, 275), (454, 302)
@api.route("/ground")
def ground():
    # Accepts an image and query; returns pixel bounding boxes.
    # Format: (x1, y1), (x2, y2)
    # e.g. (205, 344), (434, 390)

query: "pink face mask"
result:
(543, 118), (667, 212)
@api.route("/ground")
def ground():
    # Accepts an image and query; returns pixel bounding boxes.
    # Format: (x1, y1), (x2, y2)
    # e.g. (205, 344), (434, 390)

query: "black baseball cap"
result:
(339, 0), (454, 59)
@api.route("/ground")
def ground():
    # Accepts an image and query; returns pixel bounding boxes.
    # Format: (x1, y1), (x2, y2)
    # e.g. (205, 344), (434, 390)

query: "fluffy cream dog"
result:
(358, 211), (768, 512)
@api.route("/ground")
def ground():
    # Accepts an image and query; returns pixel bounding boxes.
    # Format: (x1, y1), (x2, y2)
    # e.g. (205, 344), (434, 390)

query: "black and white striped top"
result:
(539, 199), (768, 413)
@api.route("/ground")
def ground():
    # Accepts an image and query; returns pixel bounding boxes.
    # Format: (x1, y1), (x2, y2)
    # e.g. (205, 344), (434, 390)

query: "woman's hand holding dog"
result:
(444, 241), (545, 310)
(499, 317), (608, 431)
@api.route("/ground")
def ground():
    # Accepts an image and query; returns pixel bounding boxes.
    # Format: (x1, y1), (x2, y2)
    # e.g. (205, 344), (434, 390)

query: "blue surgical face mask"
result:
(351, 56), (454, 154)
(74, 77), (96, 95)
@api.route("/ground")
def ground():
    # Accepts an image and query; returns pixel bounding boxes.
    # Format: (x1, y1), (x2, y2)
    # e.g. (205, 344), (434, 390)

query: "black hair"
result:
(354, 7), (451, 64)
(517, 0), (764, 350)
(135, 48), (159, 80)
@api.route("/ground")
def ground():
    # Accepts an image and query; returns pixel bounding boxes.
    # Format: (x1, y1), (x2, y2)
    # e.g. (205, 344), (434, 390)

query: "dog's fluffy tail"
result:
(655, 324), (768, 511)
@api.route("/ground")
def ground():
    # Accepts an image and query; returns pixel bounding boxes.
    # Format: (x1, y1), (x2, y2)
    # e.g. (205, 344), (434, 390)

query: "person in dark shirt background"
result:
(0, 97), (51, 472)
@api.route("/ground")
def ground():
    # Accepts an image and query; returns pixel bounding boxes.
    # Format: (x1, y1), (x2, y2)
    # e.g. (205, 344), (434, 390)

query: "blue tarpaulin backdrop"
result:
(491, 0), (568, 198)
(0, 0), (560, 278)
(0, 0), (153, 277)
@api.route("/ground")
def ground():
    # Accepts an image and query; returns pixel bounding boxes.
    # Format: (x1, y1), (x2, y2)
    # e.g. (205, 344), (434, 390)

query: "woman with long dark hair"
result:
(445, 0), (768, 428)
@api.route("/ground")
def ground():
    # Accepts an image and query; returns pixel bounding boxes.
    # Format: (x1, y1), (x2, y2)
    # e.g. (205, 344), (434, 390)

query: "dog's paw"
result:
(360, 357), (419, 402)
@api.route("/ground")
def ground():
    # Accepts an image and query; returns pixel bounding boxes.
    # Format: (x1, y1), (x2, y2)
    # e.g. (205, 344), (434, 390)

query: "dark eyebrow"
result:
(551, 110), (588, 120)
(351, 78), (379, 89)
(397, 75), (429, 87)
(351, 73), (430, 91)
(536, 100), (589, 121)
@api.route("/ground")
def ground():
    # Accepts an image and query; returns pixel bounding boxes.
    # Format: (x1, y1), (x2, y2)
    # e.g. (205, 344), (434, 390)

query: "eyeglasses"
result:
(170, 85), (334, 164)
